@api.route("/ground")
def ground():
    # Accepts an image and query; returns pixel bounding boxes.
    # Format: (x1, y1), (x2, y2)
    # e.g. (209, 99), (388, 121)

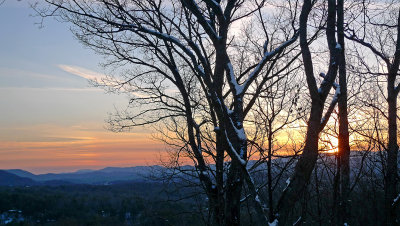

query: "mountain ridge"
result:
(2, 165), (164, 186)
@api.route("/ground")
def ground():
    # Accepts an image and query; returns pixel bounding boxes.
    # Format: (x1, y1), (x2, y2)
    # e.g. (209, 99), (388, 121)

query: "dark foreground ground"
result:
(0, 182), (204, 226)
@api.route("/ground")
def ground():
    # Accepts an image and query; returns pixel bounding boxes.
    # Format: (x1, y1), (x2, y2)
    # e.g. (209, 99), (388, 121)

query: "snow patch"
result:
(283, 177), (291, 191)
(332, 84), (341, 102)
(269, 219), (278, 226)
(224, 130), (246, 166)
(197, 65), (205, 75)
(293, 217), (302, 225)
(227, 108), (234, 115)
(227, 63), (243, 94)
(392, 193), (400, 206)
(243, 35), (298, 96)
(286, 178), (291, 186)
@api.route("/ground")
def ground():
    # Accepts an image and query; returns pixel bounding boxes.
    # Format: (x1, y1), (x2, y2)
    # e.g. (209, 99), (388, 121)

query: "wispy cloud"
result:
(1, 67), (72, 81)
(58, 64), (106, 81)
(58, 65), (152, 98)
(0, 87), (101, 92)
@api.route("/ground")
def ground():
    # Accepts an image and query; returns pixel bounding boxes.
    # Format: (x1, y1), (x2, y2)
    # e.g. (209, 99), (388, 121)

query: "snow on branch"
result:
(269, 219), (278, 226)
(283, 177), (291, 192)
(392, 193), (400, 207)
(344, 31), (390, 65)
(223, 130), (246, 166)
(239, 33), (299, 96)
(226, 62), (244, 96)
(124, 24), (210, 83)
(203, 0), (224, 18)
(318, 70), (338, 94)
(226, 112), (247, 143)
(319, 72), (339, 90)
(319, 78), (341, 131)
(395, 83), (400, 95)
(317, 41), (341, 97)
(180, 0), (220, 42)
(293, 217), (302, 226)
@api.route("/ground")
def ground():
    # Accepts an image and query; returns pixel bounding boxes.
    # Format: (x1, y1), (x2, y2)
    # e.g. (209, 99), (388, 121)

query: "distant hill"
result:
(3, 165), (164, 185)
(6, 169), (36, 178)
(1, 152), (390, 187)
(0, 170), (37, 186)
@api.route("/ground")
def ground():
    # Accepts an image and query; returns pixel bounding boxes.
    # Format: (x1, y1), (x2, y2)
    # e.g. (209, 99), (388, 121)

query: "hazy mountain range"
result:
(0, 165), (164, 186)
(0, 151), (389, 187)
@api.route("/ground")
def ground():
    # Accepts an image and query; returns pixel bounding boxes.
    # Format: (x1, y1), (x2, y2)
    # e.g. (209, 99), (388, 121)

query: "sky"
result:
(0, 0), (165, 174)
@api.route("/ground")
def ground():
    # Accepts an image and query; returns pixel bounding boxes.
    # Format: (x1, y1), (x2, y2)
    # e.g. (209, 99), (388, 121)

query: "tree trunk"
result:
(385, 9), (400, 226)
(332, 154), (340, 225)
(215, 132), (225, 225)
(276, 1), (339, 224)
(225, 159), (243, 226)
(385, 93), (398, 226)
(268, 127), (274, 223)
(276, 105), (322, 225)
(337, 0), (351, 223)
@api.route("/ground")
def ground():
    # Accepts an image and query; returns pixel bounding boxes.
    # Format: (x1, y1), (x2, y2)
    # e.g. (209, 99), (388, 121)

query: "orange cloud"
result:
(0, 123), (166, 174)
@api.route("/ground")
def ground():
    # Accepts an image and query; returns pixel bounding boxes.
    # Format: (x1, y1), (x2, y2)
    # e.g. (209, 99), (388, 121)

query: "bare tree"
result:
(37, 0), (385, 224)
(344, 1), (400, 224)
(274, 0), (343, 224)
(248, 68), (305, 222)
(336, 0), (351, 223)
(36, 0), (302, 225)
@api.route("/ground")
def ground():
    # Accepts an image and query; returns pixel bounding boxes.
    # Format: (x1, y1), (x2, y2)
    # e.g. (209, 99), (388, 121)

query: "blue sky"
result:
(0, 0), (109, 125)
(0, 1), (163, 173)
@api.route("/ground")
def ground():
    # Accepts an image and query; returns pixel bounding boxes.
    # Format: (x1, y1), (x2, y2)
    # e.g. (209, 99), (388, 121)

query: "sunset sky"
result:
(0, 1), (165, 173)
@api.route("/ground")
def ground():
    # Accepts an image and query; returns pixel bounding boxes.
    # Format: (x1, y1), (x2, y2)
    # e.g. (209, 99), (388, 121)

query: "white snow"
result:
(293, 217), (302, 225)
(236, 127), (247, 141)
(224, 131), (246, 166)
(241, 35), (298, 95)
(283, 177), (291, 191)
(392, 193), (400, 206)
(211, 0), (220, 6)
(286, 177), (291, 186)
(227, 62), (243, 94)
(227, 117), (247, 142)
(318, 72), (340, 96)
(197, 65), (205, 75)
(159, 33), (181, 44)
(191, 1), (220, 38)
(269, 219), (278, 226)
(332, 84), (341, 102)
(136, 26), (211, 83)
